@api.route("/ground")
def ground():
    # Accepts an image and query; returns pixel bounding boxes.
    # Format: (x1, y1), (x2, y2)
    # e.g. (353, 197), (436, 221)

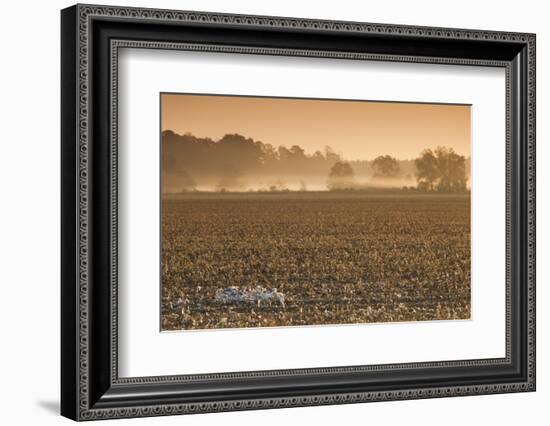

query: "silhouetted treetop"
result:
(162, 130), (342, 192)
(372, 155), (400, 178)
(415, 147), (467, 192)
(327, 162), (355, 190)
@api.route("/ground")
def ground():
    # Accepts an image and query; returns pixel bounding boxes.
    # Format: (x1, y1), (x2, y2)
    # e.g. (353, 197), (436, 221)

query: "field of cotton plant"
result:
(160, 191), (470, 331)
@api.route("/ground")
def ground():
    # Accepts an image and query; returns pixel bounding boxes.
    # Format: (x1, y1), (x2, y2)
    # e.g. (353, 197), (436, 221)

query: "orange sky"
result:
(161, 93), (471, 160)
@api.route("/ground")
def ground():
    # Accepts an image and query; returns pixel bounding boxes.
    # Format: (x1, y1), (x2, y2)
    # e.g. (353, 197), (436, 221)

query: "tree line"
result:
(328, 148), (468, 192)
(162, 130), (468, 193)
(162, 130), (342, 191)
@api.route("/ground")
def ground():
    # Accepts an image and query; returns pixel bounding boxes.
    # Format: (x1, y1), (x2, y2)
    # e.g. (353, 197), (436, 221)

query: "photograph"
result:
(160, 93), (472, 331)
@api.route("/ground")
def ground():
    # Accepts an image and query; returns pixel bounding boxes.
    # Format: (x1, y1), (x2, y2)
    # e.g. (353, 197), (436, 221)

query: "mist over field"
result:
(161, 131), (470, 193)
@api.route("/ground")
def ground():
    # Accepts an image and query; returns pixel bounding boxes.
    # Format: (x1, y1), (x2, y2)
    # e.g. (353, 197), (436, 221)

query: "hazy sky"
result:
(161, 93), (470, 160)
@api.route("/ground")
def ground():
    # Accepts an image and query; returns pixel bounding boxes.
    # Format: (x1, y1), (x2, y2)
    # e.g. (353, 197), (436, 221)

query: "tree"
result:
(290, 145), (306, 159)
(327, 161), (355, 190)
(372, 155), (400, 178)
(415, 149), (439, 191)
(415, 147), (467, 192)
(434, 147), (467, 192)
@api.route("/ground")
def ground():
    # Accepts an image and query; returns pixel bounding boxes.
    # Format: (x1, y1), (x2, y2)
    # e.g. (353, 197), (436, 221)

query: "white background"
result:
(119, 49), (506, 377)
(0, 0), (547, 425)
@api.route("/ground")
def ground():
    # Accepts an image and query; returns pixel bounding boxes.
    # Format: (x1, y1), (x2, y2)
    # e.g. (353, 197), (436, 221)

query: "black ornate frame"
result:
(61, 4), (536, 421)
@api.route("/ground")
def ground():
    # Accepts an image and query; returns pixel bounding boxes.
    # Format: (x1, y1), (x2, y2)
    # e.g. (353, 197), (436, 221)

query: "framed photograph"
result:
(61, 4), (536, 421)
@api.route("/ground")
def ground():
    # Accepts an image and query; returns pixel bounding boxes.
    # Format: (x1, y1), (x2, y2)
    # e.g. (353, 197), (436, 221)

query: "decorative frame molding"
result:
(61, 4), (535, 421)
